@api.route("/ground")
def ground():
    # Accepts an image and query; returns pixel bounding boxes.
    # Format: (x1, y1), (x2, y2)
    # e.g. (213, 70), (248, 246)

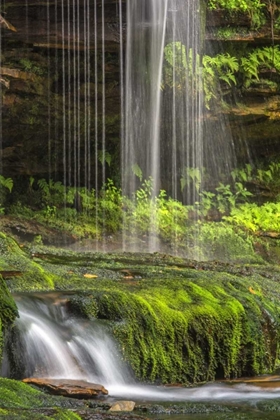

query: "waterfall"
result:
(2, 294), (132, 386)
(3, 294), (280, 404)
(122, 0), (203, 252)
(0, 1), (238, 256)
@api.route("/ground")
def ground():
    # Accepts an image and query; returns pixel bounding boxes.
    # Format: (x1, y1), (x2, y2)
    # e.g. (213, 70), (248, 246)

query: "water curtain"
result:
(122, 0), (202, 251)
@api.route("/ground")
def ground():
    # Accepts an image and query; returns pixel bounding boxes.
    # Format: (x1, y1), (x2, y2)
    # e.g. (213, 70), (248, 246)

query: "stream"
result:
(2, 293), (280, 419)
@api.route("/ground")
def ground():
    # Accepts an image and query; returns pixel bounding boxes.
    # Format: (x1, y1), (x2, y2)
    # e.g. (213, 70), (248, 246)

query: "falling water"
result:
(0, 19), (2, 176)
(2, 294), (131, 386)
(3, 293), (280, 409)
(0, 1), (237, 255)
(123, 0), (169, 198)
(122, 0), (203, 252)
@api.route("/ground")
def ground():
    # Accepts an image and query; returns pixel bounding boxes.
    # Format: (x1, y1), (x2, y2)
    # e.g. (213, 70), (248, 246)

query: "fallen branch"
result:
(0, 14), (17, 32)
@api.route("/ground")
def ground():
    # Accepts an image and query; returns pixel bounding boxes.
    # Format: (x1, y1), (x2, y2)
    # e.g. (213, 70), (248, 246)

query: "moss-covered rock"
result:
(2, 234), (280, 384)
(0, 378), (151, 420)
(0, 378), (85, 419)
(0, 275), (18, 363)
(67, 272), (280, 384)
(0, 232), (56, 290)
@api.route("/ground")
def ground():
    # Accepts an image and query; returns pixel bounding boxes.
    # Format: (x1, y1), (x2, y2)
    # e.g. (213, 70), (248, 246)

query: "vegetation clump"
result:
(0, 378), (84, 419)
(0, 232), (56, 291)
(53, 258), (279, 383)
(0, 276), (18, 363)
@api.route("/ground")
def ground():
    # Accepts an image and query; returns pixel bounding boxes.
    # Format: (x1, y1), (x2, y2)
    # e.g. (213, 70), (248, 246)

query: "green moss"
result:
(0, 232), (55, 291)
(0, 275), (18, 362)
(0, 408), (83, 419)
(0, 275), (18, 329)
(0, 378), (53, 408)
(1, 233), (280, 384)
(0, 379), (83, 419)
(67, 271), (280, 384)
(51, 411), (82, 420)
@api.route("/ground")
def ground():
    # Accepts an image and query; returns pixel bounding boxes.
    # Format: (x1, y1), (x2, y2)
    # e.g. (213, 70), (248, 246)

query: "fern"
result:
(132, 163), (143, 181)
(37, 179), (50, 194)
(98, 150), (112, 167)
(0, 175), (13, 193)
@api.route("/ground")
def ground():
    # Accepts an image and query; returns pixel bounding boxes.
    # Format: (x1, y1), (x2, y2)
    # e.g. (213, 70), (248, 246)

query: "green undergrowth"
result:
(188, 223), (261, 263)
(225, 202), (280, 233)
(0, 378), (84, 419)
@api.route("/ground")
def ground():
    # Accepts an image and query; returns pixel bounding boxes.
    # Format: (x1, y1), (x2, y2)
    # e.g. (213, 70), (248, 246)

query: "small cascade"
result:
(2, 294), (131, 387)
(4, 293), (280, 405)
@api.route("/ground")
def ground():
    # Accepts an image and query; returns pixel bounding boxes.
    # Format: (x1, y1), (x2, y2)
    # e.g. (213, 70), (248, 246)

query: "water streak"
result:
(2, 294), (131, 386)
(122, 0), (203, 253)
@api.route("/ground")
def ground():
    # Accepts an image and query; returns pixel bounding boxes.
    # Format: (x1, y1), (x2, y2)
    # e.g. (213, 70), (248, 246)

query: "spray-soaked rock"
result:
(22, 378), (108, 398)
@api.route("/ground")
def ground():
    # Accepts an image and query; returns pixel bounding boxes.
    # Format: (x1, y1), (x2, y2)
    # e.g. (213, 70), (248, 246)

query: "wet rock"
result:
(22, 378), (108, 398)
(228, 375), (280, 389)
(109, 401), (136, 412)
(0, 216), (77, 246)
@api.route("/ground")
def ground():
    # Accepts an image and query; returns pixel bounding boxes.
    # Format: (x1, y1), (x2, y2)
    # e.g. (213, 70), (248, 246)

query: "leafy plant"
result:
(0, 175), (13, 193)
(98, 150), (112, 167)
(0, 176), (13, 214)
(180, 167), (202, 193)
(256, 161), (280, 196)
(19, 58), (46, 76)
(132, 163), (143, 182)
(203, 53), (239, 107)
(214, 26), (250, 39)
(198, 191), (216, 216)
(241, 46), (280, 87)
(98, 179), (123, 233)
(135, 177), (154, 202)
(231, 164), (253, 183)
(224, 202), (280, 233)
(37, 179), (74, 208)
(208, 0), (263, 11)
(163, 44), (201, 101)
(208, 0), (265, 29)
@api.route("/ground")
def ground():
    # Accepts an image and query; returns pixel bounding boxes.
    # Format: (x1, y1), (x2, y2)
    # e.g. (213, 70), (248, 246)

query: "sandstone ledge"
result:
(22, 378), (108, 399)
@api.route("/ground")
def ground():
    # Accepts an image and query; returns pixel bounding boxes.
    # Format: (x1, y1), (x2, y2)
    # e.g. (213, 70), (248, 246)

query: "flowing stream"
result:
(3, 293), (280, 419)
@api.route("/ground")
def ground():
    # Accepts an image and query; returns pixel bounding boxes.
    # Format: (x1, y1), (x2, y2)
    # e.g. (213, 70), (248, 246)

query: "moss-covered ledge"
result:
(1, 231), (280, 384)
(67, 273), (280, 384)
(0, 276), (18, 363)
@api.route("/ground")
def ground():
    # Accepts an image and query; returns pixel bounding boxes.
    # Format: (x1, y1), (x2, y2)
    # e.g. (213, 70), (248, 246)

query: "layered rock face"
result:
(0, 0), (123, 182)
(0, 1), (280, 184)
(205, 6), (280, 166)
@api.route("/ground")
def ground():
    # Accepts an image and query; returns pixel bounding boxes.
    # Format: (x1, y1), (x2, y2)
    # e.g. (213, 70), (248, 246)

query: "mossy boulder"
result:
(68, 272), (280, 384)
(0, 231), (56, 362)
(0, 276), (18, 363)
(2, 233), (280, 385)
(0, 378), (85, 419)
(0, 232), (56, 291)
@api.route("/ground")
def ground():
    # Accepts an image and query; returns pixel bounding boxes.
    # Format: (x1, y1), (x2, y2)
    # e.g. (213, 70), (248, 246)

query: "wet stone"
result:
(109, 401), (136, 412)
(22, 378), (108, 398)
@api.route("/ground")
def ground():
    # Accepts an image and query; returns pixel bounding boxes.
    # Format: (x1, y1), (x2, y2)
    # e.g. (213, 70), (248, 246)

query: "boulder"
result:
(22, 378), (108, 398)
(109, 401), (136, 412)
